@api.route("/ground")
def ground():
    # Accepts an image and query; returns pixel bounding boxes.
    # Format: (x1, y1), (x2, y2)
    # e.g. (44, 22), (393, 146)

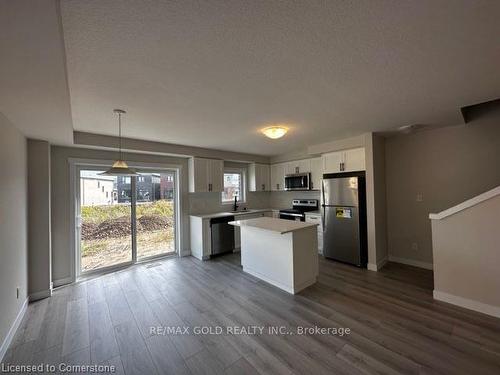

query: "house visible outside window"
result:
(222, 169), (245, 203)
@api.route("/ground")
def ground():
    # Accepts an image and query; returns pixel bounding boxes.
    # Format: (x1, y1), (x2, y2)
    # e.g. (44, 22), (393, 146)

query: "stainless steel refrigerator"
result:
(321, 172), (367, 267)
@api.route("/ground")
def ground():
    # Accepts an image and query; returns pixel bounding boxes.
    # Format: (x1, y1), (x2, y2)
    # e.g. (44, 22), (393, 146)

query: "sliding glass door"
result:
(77, 167), (177, 275)
(135, 172), (176, 259)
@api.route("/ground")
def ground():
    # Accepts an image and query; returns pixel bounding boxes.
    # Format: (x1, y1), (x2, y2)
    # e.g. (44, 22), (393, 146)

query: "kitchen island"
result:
(229, 217), (319, 294)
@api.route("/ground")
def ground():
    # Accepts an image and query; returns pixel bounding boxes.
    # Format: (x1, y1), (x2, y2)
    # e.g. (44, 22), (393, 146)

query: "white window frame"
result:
(69, 158), (183, 283)
(221, 168), (246, 204)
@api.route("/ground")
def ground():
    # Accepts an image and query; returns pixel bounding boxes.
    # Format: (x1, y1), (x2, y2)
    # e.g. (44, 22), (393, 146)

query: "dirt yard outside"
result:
(81, 200), (175, 271)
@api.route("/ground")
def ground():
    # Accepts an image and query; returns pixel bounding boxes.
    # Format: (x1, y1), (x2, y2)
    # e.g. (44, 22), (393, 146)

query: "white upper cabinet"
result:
(322, 151), (343, 173)
(285, 159), (311, 175)
(249, 163), (270, 192)
(209, 159), (224, 192)
(188, 157), (224, 193)
(270, 163), (286, 191)
(309, 157), (323, 190)
(323, 147), (365, 174)
(343, 147), (365, 172)
(270, 157), (323, 191)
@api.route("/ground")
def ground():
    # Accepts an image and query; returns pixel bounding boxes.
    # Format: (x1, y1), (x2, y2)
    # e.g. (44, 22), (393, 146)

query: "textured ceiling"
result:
(12, 1), (500, 155)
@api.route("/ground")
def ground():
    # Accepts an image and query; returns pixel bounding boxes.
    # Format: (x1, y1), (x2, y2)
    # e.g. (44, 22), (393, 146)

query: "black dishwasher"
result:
(210, 216), (235, 256)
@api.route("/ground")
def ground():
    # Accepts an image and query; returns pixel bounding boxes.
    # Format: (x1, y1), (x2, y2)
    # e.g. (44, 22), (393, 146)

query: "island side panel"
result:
(240, 226), (295, 293)
(292, 227), (319, 293)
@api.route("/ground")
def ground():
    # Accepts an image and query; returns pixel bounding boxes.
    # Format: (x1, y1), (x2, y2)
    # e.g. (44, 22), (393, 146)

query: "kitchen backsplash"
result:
(188, 189), (321, 214)
(188, 191), (271, 214)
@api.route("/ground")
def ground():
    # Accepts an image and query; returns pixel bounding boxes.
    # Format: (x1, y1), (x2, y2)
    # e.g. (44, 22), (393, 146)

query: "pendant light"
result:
(100, 109), (139, 176)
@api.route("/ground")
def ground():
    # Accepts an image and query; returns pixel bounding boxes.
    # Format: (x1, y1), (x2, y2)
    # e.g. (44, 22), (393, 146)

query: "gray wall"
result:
(28, 140), (52, 298)
(50, 146), (190, 285)
(373, 134), (388, 264)
(0, 114), (28, 352)
(385, 112), (500, 265)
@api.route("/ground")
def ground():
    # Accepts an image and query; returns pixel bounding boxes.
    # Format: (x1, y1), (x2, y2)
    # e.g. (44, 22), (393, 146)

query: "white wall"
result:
(27, 140), (52, 299)
(431, 193), (500, 317)
(0, 114), (28, 357)
(385, 111), (500, 266)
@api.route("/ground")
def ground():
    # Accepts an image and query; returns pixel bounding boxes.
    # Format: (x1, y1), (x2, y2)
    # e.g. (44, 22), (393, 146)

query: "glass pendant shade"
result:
(261, 126), (288, 139)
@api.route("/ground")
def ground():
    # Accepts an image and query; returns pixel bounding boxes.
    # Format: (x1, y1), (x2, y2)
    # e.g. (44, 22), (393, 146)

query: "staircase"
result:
(430, 186), (500, 318)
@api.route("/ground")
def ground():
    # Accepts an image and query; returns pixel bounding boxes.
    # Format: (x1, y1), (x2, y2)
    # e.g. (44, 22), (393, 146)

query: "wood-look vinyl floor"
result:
(2, 254), (500, 375)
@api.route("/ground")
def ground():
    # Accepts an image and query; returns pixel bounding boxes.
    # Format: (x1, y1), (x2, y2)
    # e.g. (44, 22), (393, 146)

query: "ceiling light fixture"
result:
(100, 109), (139, 176)
(261, 125), (289, 139)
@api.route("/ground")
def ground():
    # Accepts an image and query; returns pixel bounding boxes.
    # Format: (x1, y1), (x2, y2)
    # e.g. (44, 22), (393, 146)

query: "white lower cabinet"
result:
(305, 212), (323, 254)
(190, 216), (212, 260)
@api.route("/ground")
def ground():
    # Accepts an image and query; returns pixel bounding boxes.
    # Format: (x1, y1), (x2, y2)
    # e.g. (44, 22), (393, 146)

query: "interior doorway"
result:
(76, 167), (178, 275)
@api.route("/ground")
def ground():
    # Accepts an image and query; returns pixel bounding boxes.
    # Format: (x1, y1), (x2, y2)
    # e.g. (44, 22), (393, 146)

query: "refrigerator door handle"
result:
(321, 179), (326, 207)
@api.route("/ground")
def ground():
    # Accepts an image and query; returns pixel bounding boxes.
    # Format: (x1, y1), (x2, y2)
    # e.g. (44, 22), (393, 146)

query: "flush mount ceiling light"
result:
(261, 125), (289, 139)
(100, 109), (139, 176)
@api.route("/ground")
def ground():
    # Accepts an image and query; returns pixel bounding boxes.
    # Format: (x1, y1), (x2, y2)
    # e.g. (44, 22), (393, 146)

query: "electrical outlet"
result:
(411, 242), (418, 251)
(16, 287), (19, 299)
(416, 193), (424, 202)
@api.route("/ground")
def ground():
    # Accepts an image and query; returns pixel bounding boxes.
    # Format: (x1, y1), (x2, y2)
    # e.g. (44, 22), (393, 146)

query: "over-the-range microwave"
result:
(284, 173), (311, 191)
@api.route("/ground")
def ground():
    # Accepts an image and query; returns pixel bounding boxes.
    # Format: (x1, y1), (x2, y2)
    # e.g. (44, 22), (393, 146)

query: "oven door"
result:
(284, 173), (310, 191)
(279, 212), (305, 222)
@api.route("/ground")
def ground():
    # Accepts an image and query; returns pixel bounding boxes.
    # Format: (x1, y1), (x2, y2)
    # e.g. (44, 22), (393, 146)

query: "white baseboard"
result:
(52, 277), (73, 288)
(0, 297), (29, 362)
(29, 289), (52, 302)
(367, 256), (388, 272)
(433, 290), (500, 318)
(388, 255), (433, 270)
(367, 263), (378, 271)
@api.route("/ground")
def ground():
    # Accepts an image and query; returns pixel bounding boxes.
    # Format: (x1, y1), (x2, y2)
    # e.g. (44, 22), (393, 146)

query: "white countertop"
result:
(229, 217), (318, 234)
(190, 208), (280, 219)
